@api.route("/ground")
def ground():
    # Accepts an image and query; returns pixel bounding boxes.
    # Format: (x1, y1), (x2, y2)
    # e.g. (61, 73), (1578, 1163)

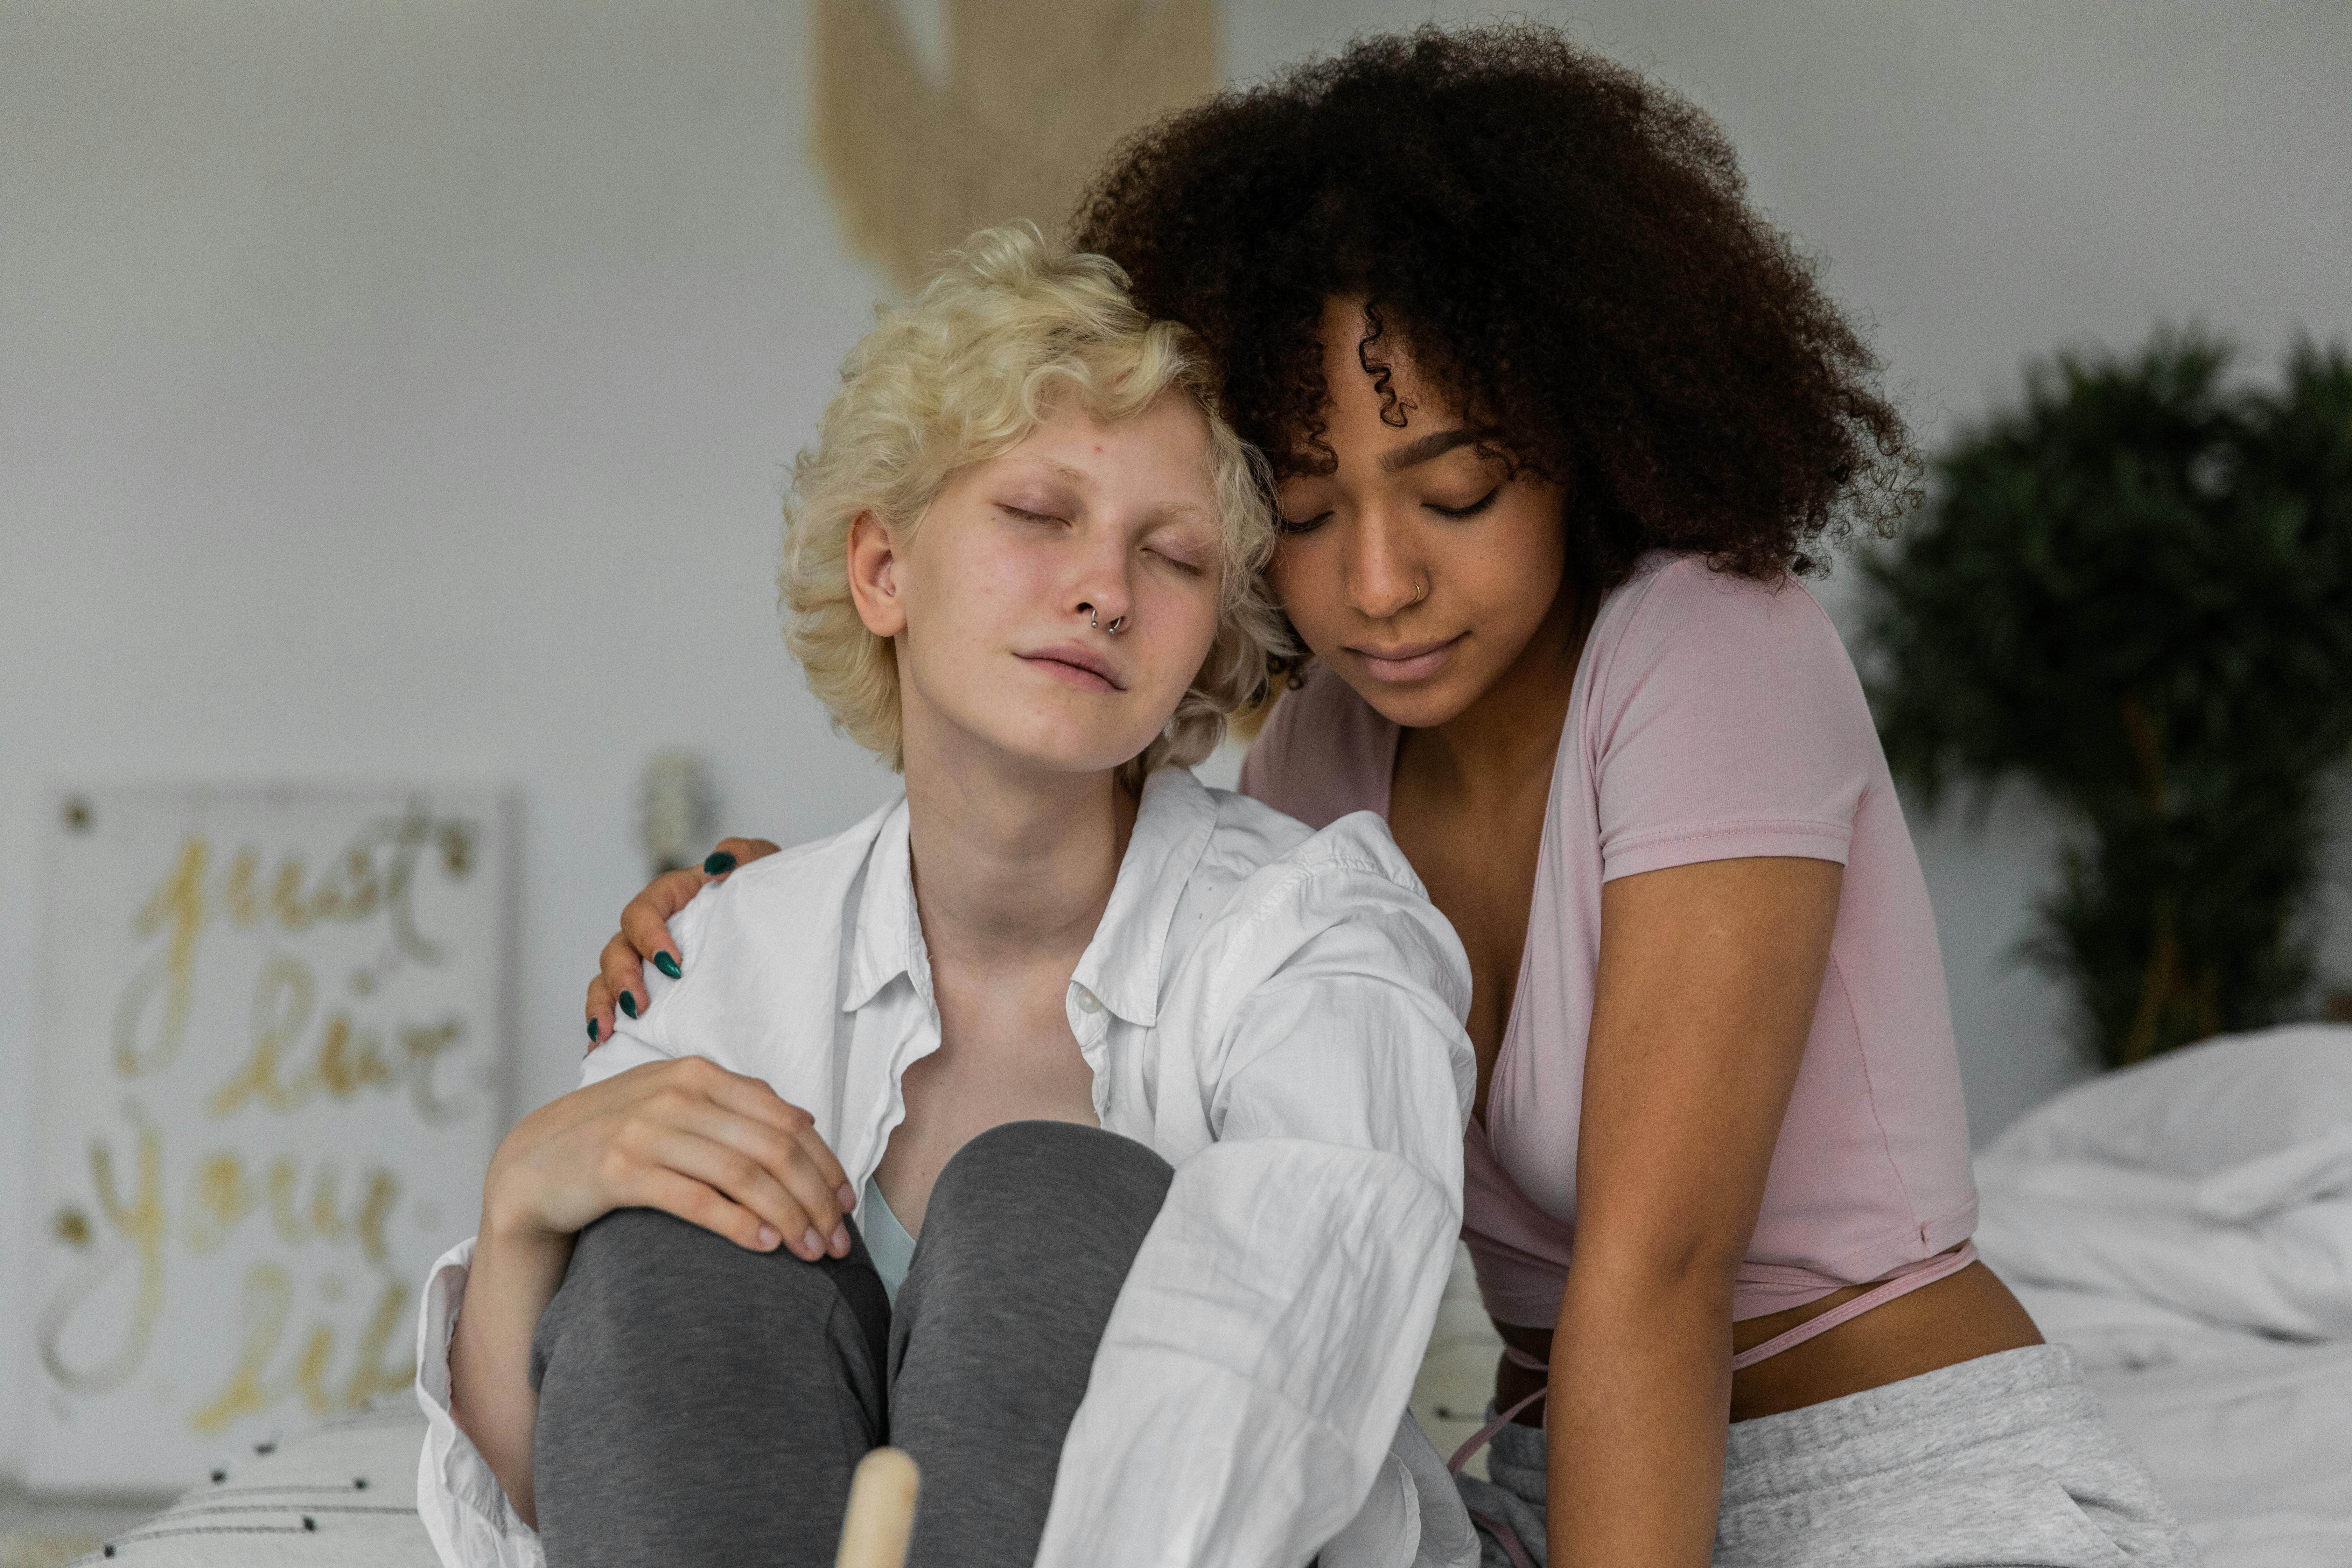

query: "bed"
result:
(1973, 1022), (2352, 1568)
(54, 1025), (2352, 1566)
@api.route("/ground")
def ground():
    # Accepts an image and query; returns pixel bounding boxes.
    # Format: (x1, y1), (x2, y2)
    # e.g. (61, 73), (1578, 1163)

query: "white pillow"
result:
(1983, 1023), (2352, 1178)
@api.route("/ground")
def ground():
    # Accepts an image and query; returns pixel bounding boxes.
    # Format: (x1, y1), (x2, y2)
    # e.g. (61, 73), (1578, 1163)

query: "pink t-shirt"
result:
(1239, 551), (1978, 1329)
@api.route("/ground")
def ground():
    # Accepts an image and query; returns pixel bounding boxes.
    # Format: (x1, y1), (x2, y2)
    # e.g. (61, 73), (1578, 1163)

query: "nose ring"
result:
(1410, 576), (1430, 606)
(1079, 603), (1127, 636)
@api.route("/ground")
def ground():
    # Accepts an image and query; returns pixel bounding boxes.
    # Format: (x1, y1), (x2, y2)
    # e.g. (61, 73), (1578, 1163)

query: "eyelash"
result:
(1278, 485), (1504, 533)
(1428, 486), (1503, 520)
(1003, 505), (1204, 575)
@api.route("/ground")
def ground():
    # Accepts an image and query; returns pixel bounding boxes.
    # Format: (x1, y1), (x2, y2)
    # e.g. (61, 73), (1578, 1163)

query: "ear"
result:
(845, 510), (908, 638)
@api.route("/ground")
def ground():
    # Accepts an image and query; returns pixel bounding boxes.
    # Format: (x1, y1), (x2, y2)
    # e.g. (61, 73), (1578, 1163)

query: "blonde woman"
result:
(416, 227), (1480, 1568)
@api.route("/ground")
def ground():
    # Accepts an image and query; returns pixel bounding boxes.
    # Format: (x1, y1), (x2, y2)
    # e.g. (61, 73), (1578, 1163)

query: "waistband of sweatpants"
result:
(1720, 1344), (2098, 1505)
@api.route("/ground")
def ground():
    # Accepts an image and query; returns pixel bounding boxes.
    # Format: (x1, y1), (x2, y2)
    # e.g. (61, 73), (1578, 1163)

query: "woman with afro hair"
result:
(588, 23), (2195, 1568)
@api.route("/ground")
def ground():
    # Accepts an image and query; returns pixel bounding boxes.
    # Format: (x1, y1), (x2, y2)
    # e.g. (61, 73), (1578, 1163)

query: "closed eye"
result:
(1427, 486), (1502, 520)
(1278, 510), (1333, 536)
(999, 503), (1066, 525)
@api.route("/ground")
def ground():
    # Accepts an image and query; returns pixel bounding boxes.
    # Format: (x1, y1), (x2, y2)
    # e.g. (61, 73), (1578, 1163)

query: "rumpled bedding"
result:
(1976, 1023), (2352, 1568)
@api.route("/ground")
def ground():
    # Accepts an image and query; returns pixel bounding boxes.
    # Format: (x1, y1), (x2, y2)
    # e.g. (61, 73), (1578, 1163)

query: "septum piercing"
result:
(1080, 603), (1127, 635)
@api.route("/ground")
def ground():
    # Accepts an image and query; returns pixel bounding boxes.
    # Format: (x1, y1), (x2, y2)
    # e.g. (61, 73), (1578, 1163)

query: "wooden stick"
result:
(834, 1446), (921, 1568)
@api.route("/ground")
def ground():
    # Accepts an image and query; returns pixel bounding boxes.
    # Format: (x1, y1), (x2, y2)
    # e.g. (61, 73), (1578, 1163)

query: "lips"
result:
(1347, 634), (1463, 684)
(1018, 642), (1126, 692)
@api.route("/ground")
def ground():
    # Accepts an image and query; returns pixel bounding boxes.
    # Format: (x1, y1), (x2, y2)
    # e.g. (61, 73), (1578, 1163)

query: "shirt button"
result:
(1075, 989), (1101, 1014)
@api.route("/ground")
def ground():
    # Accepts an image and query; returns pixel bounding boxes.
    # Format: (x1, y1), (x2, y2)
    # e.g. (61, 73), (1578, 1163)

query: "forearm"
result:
(1546, 1254), (1734, 1568)
(448, 1212), (577, 1530)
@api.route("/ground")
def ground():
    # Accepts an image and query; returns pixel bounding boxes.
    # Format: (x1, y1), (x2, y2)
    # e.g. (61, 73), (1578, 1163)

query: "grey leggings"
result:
(527, 1120), (1174, 1568)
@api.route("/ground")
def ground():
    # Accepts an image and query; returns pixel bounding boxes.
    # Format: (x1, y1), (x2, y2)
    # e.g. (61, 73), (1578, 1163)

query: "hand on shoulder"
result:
(584, 836), (782, 1046)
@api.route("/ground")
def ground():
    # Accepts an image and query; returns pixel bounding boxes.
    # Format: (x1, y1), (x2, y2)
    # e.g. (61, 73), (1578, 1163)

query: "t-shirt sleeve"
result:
(1590, 559), (1880, 883)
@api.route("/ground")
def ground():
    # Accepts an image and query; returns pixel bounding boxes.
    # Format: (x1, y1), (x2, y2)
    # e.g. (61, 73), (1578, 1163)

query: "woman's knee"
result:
(530, 1210), (887, 1564)
(904, 1123), (1173, 1322)
(886, 1127), (1173, 1562)
(530, 1207), (886, 1394)
(925, 1121), (1174, 1247)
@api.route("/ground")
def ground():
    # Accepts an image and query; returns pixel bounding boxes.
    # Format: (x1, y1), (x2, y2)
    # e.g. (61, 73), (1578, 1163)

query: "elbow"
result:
(450, 1377), (538, 1530)
(479, 1441), (539, 1533)
(1563, 1222), (1746, 1307)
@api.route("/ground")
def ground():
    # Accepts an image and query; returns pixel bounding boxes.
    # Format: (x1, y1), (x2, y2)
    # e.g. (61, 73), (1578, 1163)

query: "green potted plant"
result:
(1865, 331), (2352, 1068)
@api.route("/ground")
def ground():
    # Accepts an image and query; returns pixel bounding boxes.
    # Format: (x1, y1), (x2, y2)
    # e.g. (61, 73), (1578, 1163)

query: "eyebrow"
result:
(1029, 457), (1095, 489)
(1377, 427), (1494, 475)
(1014, 458), (1215, 527)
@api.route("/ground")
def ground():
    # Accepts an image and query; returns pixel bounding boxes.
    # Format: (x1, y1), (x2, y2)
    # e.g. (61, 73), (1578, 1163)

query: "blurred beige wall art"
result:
(27, 785), (515, 1488)
(813, 0), (1218, 288)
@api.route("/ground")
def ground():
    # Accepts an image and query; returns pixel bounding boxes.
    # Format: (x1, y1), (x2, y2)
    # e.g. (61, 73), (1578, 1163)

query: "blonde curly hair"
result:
(781, 224), (1286, 784)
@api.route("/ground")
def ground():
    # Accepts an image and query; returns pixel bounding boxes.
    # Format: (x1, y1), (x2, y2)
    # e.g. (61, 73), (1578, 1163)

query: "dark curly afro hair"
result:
(1070, 22), (1919, 590)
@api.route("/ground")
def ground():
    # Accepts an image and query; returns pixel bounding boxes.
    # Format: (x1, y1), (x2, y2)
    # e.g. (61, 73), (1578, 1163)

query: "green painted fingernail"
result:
(587, 1018), (598, 1043)
(653, 951), (682, 980)
(618, 990), (638, 1019)
(703, 850), (737, 876)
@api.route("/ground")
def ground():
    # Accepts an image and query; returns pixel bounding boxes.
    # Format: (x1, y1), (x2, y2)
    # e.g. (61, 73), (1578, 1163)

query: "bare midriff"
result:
(1492, 1260), (2045, 1427)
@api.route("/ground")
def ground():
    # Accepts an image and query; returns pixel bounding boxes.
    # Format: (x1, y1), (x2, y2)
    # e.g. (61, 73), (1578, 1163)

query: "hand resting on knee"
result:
(447, 1055), (854, 1527)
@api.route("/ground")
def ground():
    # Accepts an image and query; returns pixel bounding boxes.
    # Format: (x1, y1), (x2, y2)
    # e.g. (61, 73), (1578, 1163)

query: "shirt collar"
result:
(841, 799), (926, 1014)
(836, 769), (1220, 1027)
(1069, 766), (1219, 1028)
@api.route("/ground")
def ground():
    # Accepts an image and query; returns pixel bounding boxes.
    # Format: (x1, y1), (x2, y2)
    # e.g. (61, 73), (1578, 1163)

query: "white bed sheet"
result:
(1972, 1026), (2352, 1566)
(2005, 1279), (2352, 1568)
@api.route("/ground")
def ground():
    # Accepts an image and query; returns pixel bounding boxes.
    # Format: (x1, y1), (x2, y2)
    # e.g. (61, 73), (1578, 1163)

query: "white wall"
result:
(5, 0), (2349, 1474)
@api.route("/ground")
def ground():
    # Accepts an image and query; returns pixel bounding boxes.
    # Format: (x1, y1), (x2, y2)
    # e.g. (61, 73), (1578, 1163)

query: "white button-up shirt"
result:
(414, 767), (1481, 1568)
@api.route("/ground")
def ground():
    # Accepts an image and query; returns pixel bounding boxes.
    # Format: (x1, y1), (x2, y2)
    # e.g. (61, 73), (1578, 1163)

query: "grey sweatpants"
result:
(1457, 1344), (2200, 1566)
(527, 1120), (1174, 1568)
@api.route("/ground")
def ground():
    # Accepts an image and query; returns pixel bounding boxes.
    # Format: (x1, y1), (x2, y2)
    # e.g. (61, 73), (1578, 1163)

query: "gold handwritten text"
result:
(207, 955), (471, 1125)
